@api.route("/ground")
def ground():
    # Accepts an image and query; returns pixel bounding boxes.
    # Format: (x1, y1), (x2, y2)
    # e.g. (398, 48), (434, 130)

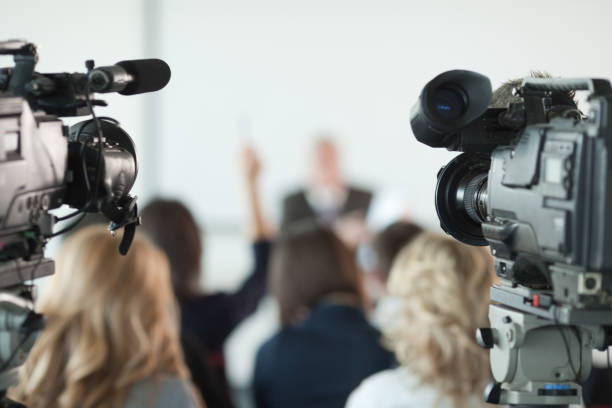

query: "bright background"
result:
(4, 0), (612, 405)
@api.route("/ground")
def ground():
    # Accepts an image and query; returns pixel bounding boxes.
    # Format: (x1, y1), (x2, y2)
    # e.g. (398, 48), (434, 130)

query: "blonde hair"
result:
(386, 232), (494, 407)
(9, 226), (191, 408)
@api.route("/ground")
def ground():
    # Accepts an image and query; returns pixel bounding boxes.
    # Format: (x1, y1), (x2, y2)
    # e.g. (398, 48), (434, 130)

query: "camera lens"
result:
(435, 153), (490, 246)
(462, 173), (488, 224)
(430, 86), (466, 121)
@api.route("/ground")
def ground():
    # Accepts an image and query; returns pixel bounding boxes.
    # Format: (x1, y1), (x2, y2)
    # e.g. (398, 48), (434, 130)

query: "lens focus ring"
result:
(463, 173), (488, 224)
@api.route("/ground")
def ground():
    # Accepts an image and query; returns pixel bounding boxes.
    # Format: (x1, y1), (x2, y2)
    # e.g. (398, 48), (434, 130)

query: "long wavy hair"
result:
(270, 222), (366, 326)
(386, 232), (494, 407)
(140, 198), (203, 299)
(9, 226), (191, 408)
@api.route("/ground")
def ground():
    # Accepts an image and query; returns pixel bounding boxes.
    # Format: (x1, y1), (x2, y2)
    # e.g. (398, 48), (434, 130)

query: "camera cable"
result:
(48, 73), (105, 237)
(554, 315), (581, 382)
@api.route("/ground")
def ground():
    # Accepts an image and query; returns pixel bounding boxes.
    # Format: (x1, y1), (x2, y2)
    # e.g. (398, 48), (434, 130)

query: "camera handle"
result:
(0, 40), (36, 57)
(0, 41), (37, 98)
(523, 77), (612, 97)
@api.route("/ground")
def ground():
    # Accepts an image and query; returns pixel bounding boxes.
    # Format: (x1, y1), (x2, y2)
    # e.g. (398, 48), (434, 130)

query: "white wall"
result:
(153, 0), (612, 233)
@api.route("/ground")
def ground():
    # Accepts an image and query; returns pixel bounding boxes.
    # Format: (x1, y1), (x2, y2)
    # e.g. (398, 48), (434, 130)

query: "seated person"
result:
(346, 232), (494, 408)
(253, 222), (395, 408)
(369, 220), (423, 331)
(8, 226), (201, 408)
(140, 145), (272, 406)
(373, 221), (424, 281)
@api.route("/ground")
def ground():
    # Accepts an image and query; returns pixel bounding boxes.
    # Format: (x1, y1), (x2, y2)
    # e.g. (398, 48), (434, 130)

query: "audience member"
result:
(373, 221), (424, 283)
(8, 226), (201, 408)
(281, 137), (372, 229)
(140, 146), (272, 407)
(253, 223), (395, 408)
(346, 232), (494, 408)
(369, 220), (423, 331)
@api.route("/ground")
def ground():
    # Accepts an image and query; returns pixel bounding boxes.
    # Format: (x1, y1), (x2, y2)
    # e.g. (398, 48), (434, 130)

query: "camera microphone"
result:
(88, 58), (171, 95)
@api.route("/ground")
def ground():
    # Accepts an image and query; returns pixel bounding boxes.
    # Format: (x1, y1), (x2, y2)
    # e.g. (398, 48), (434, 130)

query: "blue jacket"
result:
(254, 302), (396, 408)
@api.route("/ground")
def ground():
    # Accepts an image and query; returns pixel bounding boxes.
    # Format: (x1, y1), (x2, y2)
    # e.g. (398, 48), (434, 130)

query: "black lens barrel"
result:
(435, 153), (490, 246)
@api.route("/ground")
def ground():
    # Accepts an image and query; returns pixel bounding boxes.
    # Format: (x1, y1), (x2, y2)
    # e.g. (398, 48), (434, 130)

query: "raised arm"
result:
(214, 145), (275, 334)
(242, 144), (273, 241)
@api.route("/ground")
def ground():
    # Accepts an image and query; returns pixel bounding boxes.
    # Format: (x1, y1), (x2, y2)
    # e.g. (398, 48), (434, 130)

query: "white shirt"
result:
(370, 295), (404, 333)
(124, 376), (199, 408)
(346, 367), (486, 408)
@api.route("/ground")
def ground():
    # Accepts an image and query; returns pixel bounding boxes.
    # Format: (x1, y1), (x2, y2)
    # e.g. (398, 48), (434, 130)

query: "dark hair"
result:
(374, 221), (423, 281)
(270, 222), (365, 326)
(140, 198), (202, 299)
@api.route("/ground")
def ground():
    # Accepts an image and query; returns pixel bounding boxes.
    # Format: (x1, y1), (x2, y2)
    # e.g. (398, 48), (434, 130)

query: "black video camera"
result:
(0, 39), (169, 385)
(411, 70), (612, 405)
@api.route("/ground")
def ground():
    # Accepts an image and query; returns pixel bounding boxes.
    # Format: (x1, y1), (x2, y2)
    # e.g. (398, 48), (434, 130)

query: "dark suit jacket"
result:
(281, 186), (373, 229)
(253, 303), (396, 408)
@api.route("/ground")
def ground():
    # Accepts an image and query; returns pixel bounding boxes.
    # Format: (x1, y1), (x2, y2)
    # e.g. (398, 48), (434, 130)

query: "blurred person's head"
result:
(9, 226), (189, 408)
(374, 221), (423, 281)
(386, 233), (494, 406)
(270, 222), (365, 326)
(310, 137), (342, 188)
(140, 198), (202, 299)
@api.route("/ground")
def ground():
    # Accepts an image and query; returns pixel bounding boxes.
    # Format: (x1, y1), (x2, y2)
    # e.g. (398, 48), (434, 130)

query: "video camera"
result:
(411, 70), (612, 406)
(0, 39), (169, 389)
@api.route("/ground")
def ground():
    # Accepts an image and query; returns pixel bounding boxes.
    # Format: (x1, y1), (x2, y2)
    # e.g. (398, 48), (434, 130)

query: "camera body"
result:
(411, 70), (612, 405)
(1, 96), (138, 274)
(0, 39), (168, 388)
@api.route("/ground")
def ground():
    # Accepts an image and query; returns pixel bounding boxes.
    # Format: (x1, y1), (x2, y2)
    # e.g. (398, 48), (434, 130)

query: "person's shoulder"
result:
(359, 367), (405, 389)
(348, 185), (373, 198)
(283, 189), (307, 204)
(154, 376), (198, 400)
(125, 376), (199, 408)
(254, 331), (288, 383)
(256, 327), (306, 365)
(348, 368), (482, 408)
(257, 332), (278, 354)
(258, 325), (301, 348)
(345, 186), (374, 212)
(255, 331), (284, 366)
(345, 368), (407, 408)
